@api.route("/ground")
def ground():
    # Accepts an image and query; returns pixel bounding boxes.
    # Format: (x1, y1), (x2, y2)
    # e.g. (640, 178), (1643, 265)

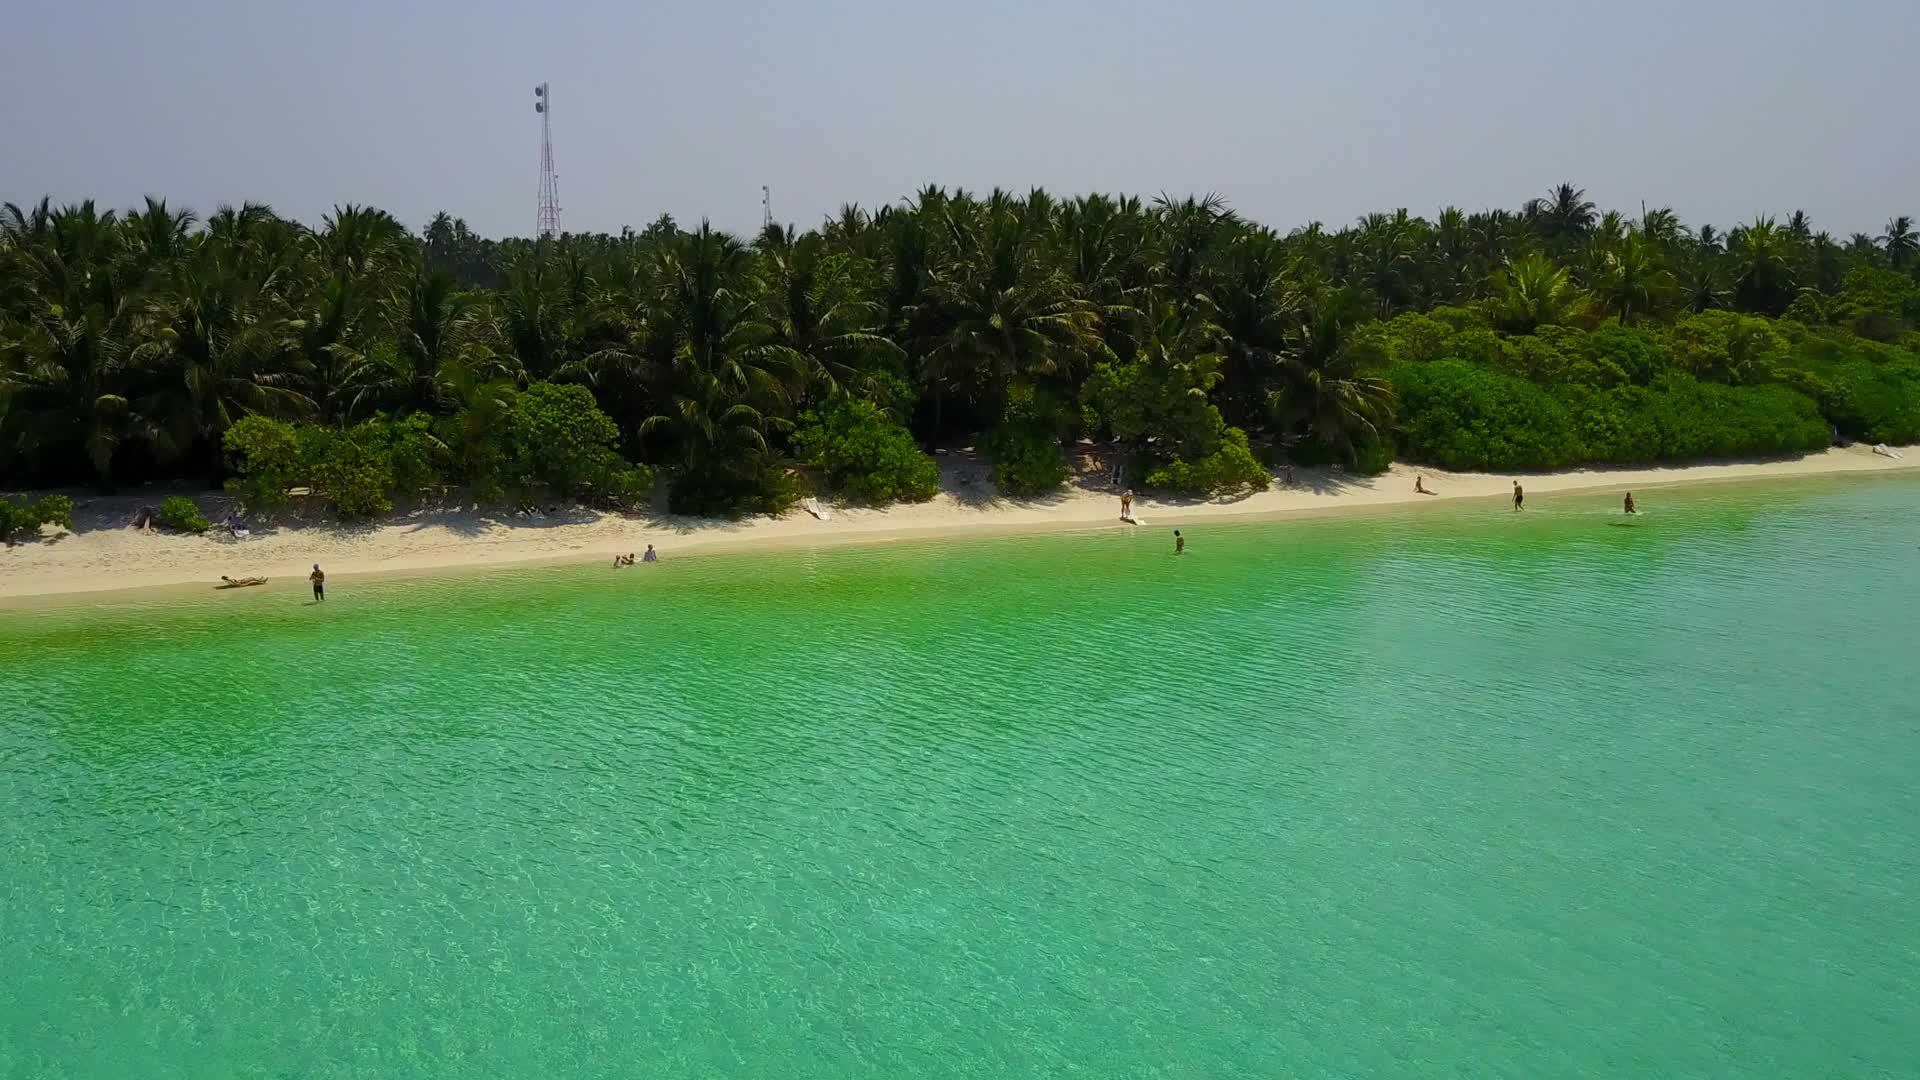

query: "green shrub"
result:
(1661, 310), (1786, 385)
(666, 459), (796, 516)
(988, 427), (1068, 494)
(0, 494), (74, 541)
(1389, 359), (1582, 470)
(222, 415), (303, 512)
(159, 495), (210, 534)
(503, 383), (630, 501)
(1778, 332), (1920, 443)
(383, 413), (445, 499)
(1560, 378), (1829, 463)
(988, 384), (1070, 495)
(793, 399), (940, 504)
(1144, 427), (1272, 495)
(305, 424), (396, 520)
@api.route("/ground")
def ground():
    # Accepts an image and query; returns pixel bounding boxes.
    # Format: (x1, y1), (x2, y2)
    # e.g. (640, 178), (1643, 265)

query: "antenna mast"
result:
(762, 185), (773, 230)
(534, 83), (561, 239)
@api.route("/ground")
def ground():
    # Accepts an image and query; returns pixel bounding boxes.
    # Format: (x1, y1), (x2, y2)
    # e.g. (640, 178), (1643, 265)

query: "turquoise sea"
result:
(3, 478), (1918, 1078)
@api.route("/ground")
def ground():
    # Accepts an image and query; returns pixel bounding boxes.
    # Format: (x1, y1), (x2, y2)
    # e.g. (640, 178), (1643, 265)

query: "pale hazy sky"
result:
(4, 0), (1915, 239)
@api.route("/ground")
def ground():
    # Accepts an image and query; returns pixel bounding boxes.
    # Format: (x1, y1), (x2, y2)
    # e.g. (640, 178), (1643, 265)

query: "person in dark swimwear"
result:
(309, 564), (325, 601)
(1624, 492), (1637, 515)
(1414, 476), (1436, 495)
(1512, 482), (1524, 511)
(1174, 530), (1185, 555)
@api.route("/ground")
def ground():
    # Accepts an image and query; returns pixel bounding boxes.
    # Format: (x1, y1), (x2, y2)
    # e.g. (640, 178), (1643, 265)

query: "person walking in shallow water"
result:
(1174, 530), (1185, 555)
(1624, 492), (1637, 515)
(309, 564), (325, 601)
(1512, 482), (1524, 511)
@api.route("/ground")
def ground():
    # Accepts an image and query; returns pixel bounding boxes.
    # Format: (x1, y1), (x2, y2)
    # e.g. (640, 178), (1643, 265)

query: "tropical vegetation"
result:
(4, 187), (1918, 519)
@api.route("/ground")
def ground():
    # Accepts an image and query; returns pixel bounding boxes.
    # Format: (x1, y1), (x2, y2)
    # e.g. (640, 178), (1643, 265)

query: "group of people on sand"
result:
(217, 546), (666, 597)
(613, 545), (657, 567)
(214, 563), (325, 596)
(1507, 480), (1637, 515)
(1122, 478), (1638, 556)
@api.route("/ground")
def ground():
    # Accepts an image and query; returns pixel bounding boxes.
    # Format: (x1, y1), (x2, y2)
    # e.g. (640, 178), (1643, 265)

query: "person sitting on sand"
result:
(1624, 492), (1637, 515)
(218, 575), (267, 588)
(1120, 488), (1134, 522)
(132, 506), (157, 534)
(1414, 476), (1436, 495)
(642, 545), (657, 563)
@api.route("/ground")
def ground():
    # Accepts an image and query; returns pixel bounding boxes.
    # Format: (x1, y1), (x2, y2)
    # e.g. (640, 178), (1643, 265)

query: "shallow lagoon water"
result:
(3, 479), (1917, 1078)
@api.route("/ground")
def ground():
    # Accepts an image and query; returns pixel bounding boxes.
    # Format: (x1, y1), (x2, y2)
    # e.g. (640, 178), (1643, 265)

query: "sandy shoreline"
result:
(4, 445), (1914, 607)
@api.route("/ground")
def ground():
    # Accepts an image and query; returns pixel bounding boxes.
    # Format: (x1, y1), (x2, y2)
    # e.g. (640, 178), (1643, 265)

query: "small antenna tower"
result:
(534, 83), (561, 239)
(762, 185), (773, 230)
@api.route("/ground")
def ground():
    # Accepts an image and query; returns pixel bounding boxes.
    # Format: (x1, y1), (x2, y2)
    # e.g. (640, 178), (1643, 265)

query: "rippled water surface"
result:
(4, 479), (1919, 1078)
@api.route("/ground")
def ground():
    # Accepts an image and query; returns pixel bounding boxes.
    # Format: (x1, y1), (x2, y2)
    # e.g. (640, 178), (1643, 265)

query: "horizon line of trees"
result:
(4, 184), (1918, 517)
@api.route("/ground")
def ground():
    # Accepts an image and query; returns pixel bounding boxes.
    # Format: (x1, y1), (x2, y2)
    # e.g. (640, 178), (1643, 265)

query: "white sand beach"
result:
(3, 444), (1915, 606)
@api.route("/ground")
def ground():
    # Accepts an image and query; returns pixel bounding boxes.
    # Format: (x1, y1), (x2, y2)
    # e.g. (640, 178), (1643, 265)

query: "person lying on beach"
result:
(218, 576), (267, 588)
(1414, 476), (1437, 495)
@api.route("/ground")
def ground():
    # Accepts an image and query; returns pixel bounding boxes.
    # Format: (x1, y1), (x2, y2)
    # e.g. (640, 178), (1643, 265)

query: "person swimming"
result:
(1624, 492), (1637, 515)
(1174, 530), (1185, 555)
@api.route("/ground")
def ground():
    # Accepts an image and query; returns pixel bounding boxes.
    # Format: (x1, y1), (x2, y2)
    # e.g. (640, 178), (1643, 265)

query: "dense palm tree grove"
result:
(4, 185), (1919, 516)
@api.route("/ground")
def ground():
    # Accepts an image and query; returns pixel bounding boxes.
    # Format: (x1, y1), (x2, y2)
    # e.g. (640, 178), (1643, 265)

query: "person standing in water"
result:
(1624, 492), (1637, 515)
(1174, 530), (1186, 555)
(309, 564), (325, 601)
(1120, 488), (1134, 522)
(1512, 482), (1524, 511)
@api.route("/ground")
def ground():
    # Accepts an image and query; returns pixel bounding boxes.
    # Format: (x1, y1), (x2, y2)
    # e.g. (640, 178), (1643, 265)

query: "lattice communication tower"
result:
(534, 83), (560, 238)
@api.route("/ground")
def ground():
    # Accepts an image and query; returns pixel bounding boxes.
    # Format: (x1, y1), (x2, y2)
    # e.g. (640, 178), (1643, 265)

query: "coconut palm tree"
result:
(0, 202), (153, 483)
(1215, 228), (1306, 427)
(336, 269), (493, 418)
(1638, 206), (1683, 249)
(1881, 216), (1917, 269)
(1270, 288), (1395, 465)
(914, 200), (1102, 431)
(1730, 217), (1797, 315)
(1594, 233), (1671, 323)
(1538, 183), (1596, 251)
(759, 232), (904, 412)
(130, 243), (311, 455)
(1487, 252), (1592, 333)
(624, 224), (814, 509)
